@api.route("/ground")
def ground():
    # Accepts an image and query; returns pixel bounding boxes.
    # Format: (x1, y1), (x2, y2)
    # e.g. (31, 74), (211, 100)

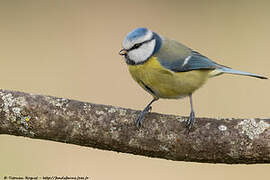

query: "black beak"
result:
(119, 49), (127, 56)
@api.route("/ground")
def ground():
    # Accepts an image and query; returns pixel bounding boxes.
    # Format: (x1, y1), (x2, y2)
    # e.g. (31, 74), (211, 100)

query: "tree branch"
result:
(0, 89), (269, 164)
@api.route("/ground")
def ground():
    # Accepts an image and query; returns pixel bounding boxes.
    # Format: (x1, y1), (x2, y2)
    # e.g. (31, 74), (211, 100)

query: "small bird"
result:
(119, 27), (267, 129)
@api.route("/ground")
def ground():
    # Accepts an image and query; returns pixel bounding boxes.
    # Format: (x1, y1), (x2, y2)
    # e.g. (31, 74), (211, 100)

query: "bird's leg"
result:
(186, 94), (195, 129)
(136, 98), (158, 127)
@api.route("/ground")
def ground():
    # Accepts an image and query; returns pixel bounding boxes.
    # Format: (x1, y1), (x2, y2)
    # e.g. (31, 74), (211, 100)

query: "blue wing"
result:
(154, 38), (220, 72)
(174, 51), (220, 72)
(154, 38), (267, 79)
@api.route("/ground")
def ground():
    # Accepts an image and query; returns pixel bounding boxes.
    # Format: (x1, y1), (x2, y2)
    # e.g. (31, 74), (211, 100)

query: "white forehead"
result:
(122, 28), (153, 50)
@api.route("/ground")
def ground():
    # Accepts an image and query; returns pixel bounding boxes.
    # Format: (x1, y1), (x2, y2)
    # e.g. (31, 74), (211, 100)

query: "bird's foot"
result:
(186, 110), (195, 130)
(135, 105), (152, 128)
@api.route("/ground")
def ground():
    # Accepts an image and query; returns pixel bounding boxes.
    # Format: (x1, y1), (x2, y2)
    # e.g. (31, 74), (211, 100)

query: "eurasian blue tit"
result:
(119, 27), (267, 129)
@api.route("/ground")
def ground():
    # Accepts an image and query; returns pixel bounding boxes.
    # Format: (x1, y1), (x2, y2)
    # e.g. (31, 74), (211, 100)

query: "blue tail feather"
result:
(219, 67), (267, 79)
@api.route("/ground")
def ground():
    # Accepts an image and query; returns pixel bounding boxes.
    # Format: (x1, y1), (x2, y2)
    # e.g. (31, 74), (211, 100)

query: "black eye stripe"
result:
(128, 37), (154, 51)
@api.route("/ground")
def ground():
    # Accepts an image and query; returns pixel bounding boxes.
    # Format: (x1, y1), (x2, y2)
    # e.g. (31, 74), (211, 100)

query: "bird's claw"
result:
(135, 105), (152, 128)
(186, 111), (195, 130)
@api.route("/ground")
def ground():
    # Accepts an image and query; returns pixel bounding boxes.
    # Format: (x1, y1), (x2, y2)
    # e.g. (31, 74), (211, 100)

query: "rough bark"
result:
(0, 89), (269, 164)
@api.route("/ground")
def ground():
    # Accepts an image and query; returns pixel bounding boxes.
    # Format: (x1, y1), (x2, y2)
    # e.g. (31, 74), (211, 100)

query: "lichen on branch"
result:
(0, 89), (269, 164)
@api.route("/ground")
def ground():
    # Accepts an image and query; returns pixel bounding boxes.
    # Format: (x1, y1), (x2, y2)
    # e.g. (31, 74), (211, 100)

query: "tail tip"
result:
(259, 76), (268, 80)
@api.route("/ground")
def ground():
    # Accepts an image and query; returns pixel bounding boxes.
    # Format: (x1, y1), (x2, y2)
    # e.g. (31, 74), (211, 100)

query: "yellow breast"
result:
(128, 56), (211, 99)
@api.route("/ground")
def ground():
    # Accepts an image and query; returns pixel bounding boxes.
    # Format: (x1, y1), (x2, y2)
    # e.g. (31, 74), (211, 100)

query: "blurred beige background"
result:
(0, 0), (269, 179)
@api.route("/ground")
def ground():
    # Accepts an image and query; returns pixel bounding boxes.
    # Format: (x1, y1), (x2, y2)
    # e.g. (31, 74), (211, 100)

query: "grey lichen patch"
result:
(119, 109), (126, 116)
(50, 121), (56, 127)
(12, 107), (21, 116)
(110, 126), (120, 140)
(166, 133), (176, 141)
(110, 118), (117, 125)
(159, 116), (166, 124)
(83, 103), (91, 113)
(118, 118), (129, 124)
(228, 148), (240, 158)
(19, 126), (28, 133)
(217, 117), (234, 121)
(238, 119), (269, 140)
(204, 122), (211, 129)
(13, 108), (31, 130)
(218, 125), (227, 131)
(0, 92), (27, 114)
(56, 98), (69, 107)
(128, 138), (140, 148)
(16, 96), (28, 106)
(159, 145), (169, 151)
(10, 116), (16, 123)
(45, 97), (71, 116)
(0, 92), (31, 130)
(157, 132), (176, 145)
(95, 110), (105, 115)
(70, 121), (82, 137)
(137, 129), (147, 138)
(46, 96), (69, 110)
(18, 116), (32, 135)
(29, 130), (35, 137)
(176, 116), (186, 122)
(152, 121), (160, 131)
(108, 107), (116, 113)
(66, 110), (75, 117)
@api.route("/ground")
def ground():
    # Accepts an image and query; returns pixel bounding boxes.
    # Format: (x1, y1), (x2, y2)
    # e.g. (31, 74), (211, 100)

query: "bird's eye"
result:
(133, 43), (142, 49)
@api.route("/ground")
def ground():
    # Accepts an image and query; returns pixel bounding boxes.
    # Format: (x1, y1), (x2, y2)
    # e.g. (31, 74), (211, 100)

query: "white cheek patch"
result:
(127, 39), (156, 63)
